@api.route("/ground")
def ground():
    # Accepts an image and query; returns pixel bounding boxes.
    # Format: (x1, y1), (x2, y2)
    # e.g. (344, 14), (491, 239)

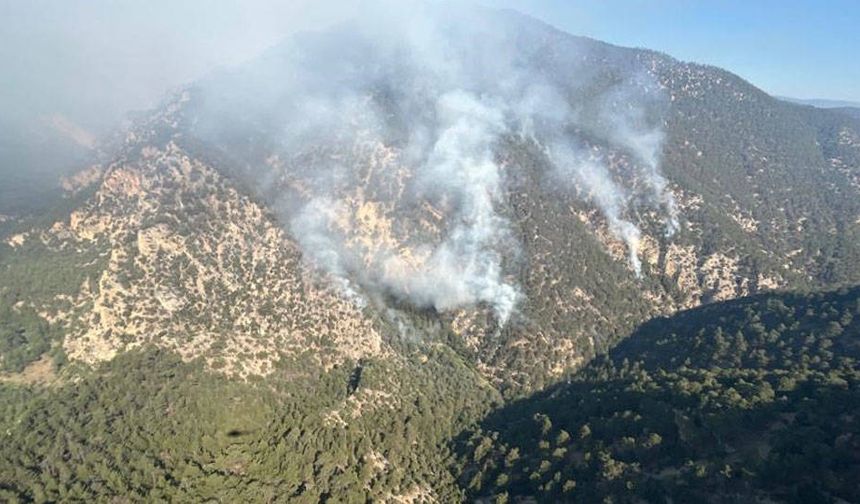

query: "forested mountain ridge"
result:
(0, 346), (503, 501)
(457, 286), (860, 503)
(3, 8), (858, 392)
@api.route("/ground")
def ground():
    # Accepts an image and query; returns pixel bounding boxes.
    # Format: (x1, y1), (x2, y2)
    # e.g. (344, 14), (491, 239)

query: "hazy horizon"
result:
(2, 0), (856, 141)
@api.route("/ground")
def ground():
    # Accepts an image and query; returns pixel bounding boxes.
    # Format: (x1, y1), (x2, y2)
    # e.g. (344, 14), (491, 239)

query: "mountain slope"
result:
(456, 286), (860, 503)
(1, 7), (859, 392)
(3, 105), (385, 379)
(0, 347), (501, 502)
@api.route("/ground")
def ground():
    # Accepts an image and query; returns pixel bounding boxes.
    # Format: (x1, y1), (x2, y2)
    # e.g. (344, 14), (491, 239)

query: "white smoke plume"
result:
(387, 91), (519, 322)
(191, 2), (680, 319)
(289, 89), (520, 323)
(547, 142), (645, 276)
(598, 78), (681, 236)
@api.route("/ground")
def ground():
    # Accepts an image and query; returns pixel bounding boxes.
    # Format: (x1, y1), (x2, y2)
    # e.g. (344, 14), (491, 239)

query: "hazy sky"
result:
(0, 0), (857, 138)
(0, 0), (359, 134)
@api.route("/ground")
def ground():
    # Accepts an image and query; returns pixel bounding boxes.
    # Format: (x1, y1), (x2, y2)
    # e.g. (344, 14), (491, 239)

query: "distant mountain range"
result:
(777, 96), (860, 109)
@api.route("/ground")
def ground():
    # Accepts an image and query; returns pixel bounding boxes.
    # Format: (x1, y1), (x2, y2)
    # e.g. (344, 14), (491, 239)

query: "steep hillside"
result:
(657, 59), (860, 287)
(2, 102), (386, 379)
(457, 286), (860, 503)
(1, 7), (859, 394)
(176, 7), (860, 390)
(4, 4), (860, 502)
(0, 346), (501, 502)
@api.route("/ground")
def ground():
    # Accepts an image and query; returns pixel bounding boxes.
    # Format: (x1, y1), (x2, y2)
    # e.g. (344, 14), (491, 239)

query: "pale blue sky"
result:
(496, 0), (860, 102)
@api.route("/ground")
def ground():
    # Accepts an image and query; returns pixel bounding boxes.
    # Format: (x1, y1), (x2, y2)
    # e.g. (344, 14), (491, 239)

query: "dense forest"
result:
(457, 286), (860, 503)
(0, 344), (500, 502)
(2, 286), (858, 502)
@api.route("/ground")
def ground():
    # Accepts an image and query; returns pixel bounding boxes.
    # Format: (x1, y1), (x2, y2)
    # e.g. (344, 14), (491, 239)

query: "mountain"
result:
(778, 96), (860, 109)
(456, 285), (860, 503)
(834, 107), (860, 121)
(4, 6), (858, 389)
(777, 96), (860, 122)
(0, 116), (97, 217)
(1, 6), (859, 501)
(184, 8), (860, 390)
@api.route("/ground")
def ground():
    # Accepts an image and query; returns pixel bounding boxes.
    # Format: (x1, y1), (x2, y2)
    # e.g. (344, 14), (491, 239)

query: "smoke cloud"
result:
(597, 73), (680, 236)
(0, 0), (681, 321)
(186, 2), (681, 320)
(0, 0), (361, 214)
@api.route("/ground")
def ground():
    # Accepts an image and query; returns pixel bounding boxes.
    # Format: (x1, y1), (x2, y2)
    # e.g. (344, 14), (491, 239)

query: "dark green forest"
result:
(458, 286), (860, 503)
(0, 344), (499, 502)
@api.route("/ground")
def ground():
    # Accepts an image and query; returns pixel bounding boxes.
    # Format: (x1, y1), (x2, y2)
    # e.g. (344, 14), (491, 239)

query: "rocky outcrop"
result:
(46, 142), (386, 379)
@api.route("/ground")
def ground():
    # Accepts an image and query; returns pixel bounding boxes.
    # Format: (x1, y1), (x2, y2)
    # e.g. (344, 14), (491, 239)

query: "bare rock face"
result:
(41, 140), (386, 379)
